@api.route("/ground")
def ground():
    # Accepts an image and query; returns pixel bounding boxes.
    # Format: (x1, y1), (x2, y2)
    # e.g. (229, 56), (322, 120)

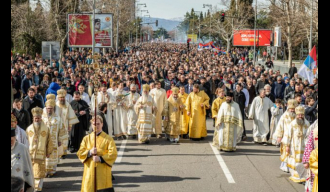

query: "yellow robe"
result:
(77, 132), (118, 192)
(211, 97), (226, 146)
(185, 90), (210, 139)
(165, 95), (183, 138)
(178, 92), (189, 134)
(26, 122), (54, 178)
(309, 148), (318, 192)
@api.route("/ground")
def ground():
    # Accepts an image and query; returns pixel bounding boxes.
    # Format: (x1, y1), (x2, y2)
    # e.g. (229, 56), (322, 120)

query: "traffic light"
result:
(155, 20), (158, 27)
(220, 12), (225, 22)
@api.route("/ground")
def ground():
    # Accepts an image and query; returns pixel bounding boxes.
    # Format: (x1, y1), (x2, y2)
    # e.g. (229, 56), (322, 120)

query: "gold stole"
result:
(28, 122), (48, 160)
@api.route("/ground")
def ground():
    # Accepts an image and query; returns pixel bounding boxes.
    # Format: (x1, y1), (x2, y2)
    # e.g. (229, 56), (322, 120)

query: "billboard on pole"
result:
(67, 13), (113, 47)
(233, 29), (271, 46)
(187, 34), (197, 43)
(274, 27), (281, 47)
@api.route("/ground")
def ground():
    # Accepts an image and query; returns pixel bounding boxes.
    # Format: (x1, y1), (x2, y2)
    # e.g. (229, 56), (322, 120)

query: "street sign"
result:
(42, 41), (60, 61)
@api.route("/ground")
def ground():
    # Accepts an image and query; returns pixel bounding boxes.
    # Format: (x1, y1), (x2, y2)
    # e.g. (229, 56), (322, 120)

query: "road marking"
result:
(115, 140), (127, 163)
(209, 142), (236, 183)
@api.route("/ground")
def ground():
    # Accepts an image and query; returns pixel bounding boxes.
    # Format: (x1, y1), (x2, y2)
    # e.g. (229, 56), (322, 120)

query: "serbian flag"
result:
(298, 45), (317, 84)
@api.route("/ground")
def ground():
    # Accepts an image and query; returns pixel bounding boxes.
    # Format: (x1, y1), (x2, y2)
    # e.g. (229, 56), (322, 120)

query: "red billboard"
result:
(67, 14), (113, 47)
(233, 30), (271, 46)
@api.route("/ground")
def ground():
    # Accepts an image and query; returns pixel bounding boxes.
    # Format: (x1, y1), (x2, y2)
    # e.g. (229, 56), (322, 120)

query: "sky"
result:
(136, 0), (269, 20)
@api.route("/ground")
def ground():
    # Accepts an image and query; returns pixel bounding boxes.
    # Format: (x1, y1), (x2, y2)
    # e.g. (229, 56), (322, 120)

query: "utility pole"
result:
(253, 0), (257, 66)
(92, 0), (95, 60)
(309, 0), (313, 52)
(116, 0), (119, 52)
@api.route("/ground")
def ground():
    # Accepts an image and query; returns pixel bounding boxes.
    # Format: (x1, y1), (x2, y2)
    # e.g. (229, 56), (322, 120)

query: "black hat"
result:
(226, 91), (234, 97)
(11, 128), (15, 137)
(95, 18), (101, 23)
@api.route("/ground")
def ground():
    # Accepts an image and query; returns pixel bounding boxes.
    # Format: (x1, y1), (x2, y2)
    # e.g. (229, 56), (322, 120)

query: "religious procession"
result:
(11, 0), (318, 191)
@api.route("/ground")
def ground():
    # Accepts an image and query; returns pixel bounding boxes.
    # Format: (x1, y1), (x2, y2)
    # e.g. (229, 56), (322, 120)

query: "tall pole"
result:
(253, 0), (257, 66)
(92, 0), (95, 60)
(309, 0), (313, 52)
(49, 44), (52, 67)
(199, 17), (201, 44)
(116, 0), (119, 53)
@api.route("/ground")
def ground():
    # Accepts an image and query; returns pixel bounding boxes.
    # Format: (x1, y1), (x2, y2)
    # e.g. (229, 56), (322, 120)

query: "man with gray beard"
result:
(274, 99), (298, 172)
(26, 107), (54, 191)
(283, 106), (311, 183)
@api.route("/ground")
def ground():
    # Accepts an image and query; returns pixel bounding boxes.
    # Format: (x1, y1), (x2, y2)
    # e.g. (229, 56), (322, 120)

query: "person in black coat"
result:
(22, 88), (43, 123)
(288, 63), (297, 78)
(283, 79), (296, 103)
(97, 102), (109, 135)
(304, 97), (318, 124)
(65, 80), (76, 96)
(69, 91), (90, 153)
(12, 99), (31, 131)
(271, 76), (286, 99)
(233, 83), (247, 140)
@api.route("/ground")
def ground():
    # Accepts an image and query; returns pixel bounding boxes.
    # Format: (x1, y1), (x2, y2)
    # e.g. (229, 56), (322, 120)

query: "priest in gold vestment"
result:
(309, 148), (318, 192)
(26, 107), (54, 191)
(56, 89), (79, 157)
(42, 99), (67, 177)
(77, 115), (117, 192)
(178, 86), (189, 138)
(164, 87), (184, 143)
(185, 84), (210, 140)
(274, 99), (298, 172)
(134, 84), (157, 144)
(211, 88), (226, 147)
(284, 106), (311, 183)
(215, 92), (243, 151)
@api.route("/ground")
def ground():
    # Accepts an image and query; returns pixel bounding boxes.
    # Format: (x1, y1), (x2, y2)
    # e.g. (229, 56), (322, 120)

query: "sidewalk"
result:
(257, 59), (302, 75)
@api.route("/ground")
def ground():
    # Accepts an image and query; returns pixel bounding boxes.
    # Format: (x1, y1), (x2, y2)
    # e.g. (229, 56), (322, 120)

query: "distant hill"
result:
(141, 17), (182, 31)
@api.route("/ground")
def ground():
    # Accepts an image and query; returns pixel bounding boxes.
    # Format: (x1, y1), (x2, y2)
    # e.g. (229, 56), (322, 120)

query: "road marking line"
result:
(115, 140), (127, 163)
(209, 142), (236, 183)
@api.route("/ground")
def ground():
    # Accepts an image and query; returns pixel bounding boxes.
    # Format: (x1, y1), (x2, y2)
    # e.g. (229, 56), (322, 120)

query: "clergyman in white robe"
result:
(248, 95), (274, 143)
(215, 101), (243, 151)
(112, 88), (129, 137)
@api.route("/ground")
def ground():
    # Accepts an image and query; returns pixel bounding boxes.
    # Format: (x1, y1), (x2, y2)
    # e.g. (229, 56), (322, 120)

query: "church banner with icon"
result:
(67, 13), (113, 48)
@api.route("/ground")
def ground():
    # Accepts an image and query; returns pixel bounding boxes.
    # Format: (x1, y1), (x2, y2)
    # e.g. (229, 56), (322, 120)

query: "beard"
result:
(47, 112), (53, 117)
(265, 91), (270, 95)
(173, 97), (178, 103)
(296, 118), (304, 126)
(131, 90), (136, 93)
(288, 111), (296, 118)
(60, 100), (66, 105)
(226, 99), (232, 103)
(33, 122), (41, 129)
(142, 92), (148, 103)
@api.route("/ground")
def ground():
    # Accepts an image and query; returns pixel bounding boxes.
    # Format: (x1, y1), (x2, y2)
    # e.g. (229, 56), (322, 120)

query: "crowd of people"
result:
(11, 43), (318, 192)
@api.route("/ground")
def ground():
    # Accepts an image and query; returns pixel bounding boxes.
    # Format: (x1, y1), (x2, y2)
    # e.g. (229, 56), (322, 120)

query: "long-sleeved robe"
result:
(149, 88), (167, 135)
(185, 90), (210, 139)
(15, 125), (29, 149)
(269, 106), (284, 145)
(165, 95), (183, 142)
(134, 95), (157, 143)
(284, 119), (311, 183)
(215, 101), (243, 151)
(309, 148), (318, 192)
(248, 96), (274, 143)
(56, 100), (79, 155)
(91, 92), (114, 136)
(70, 99), (90, 151)
(274, 110), (296, 172)
(77, 131), (117, 192)
(26, 122), (54, 191)
(126, 92), (140, 136)
(178, 92), (189, 135)
(42, 113), (67, 174)
(211, 97), (226, 146)
(11, 141), (35, 192)
(112, 89), (129, 137)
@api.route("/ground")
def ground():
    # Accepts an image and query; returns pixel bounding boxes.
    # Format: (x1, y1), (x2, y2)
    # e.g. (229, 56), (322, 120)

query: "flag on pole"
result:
(297, 45), (317, 84)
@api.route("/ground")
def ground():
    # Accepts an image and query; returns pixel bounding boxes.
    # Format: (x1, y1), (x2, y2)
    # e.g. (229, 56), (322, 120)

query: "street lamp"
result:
(136, 3), (147, 45)
(202, 4), (212, 41)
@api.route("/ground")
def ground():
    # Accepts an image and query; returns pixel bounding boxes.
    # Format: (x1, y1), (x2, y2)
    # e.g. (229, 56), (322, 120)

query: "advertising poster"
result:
(233, 30), (271, 46)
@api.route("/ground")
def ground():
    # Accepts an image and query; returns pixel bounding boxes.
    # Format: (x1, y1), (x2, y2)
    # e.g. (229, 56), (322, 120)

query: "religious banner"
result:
(233, 29), (271, 46)
(67, 13), (113, 48)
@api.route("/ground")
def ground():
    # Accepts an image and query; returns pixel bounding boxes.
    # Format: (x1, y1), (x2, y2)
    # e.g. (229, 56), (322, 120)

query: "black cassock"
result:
(69, 99), (90, 152)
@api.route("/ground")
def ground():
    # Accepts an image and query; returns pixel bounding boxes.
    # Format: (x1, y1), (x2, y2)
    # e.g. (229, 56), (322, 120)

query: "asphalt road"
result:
(43, 119), (304, 192)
